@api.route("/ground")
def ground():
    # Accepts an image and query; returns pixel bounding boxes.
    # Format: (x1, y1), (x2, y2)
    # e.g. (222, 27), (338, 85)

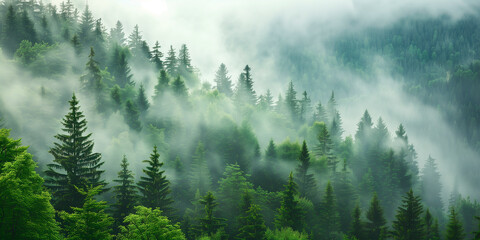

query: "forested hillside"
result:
(0, 0), (479, 239)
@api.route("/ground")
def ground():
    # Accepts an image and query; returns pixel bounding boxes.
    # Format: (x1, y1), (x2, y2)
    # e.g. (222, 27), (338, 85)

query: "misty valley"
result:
(1, 0), (480, 240)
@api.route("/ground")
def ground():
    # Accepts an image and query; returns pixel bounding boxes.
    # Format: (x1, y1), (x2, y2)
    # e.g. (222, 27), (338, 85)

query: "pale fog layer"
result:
(3, 0), (477, 201)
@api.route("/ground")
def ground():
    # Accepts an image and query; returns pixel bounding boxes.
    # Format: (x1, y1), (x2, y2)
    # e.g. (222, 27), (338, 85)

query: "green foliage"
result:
(59, 186), (114, 240)
(424, 209), (440, 240)
(137, 83), (150, 113)
(392, 189), (425, 240)
(172, 76), (189, 97)
(365, 193), (387, 240)
(165, 45), (178, 76)
(214, 63), (233, 97)
(0, 130), (60, 239)
(199, 191), (226, 237)
(151, 41), (164, 70)
(45, 94), (106, 212)
(113, 155), (137, 230)
(350, 204), (364, 240)
(138, 146), (173, 215)
(295, 140), (316, 199)
(275, 172), (304, 232)
(125, 99), (142, 131)
(265, 227), (309, 240)
(189, 142), (212, 195)
(445, 207), (466, 240)
(118, 206), (186, 240)
(318, 182), (341, 240)
(238, 204), (267, 240)
(314, 121), (337, 174)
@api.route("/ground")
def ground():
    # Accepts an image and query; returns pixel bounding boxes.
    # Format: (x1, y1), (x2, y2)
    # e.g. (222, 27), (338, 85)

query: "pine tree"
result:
(165, 45), (178, 76)
(313, 101), (328, 123)
(178, 44), (193, 73)
(445, 207), (466, 240)
(315, 122), (338, 174)
(365, 193), (387, 240)
(59, 186), (114, 240)
(243, 65), (256, 105)
(214, 63), (233, 97)
(78, 5), (94, 47)
(110, 20), (126, 46)
(172, 76), (188, 97)
(0, 129), (60, 239)
(116, 49), (134, 87)
(136, 84), (150, 114)
(128, 25), (144, 57)
(71, 33), (81, 55)
(124, 100), (141, 131)
(350, 204), (364, 240)
(151, 41), (164, 71)
(392, 189), (425, 240)
(334, 161), (357, 233)
(113, 155), (137, 230)
(285, 81), (298, 121)
(137, 146), (173, 216)
(319, 182), (340, 240)
(295, 140), (316, 199)
(45, 94), (106, 212)
(3, 5), (20, 56)
(111, 85), (122, 111)
(19, 10), (36, 44)
(93, 19), (107, 66)
(473, 216), (480, 240)
(299, 91), (311, 123)
(424, 209), (440, 240)
(421, 156), (443, 217)
(275, 172), (304, 232)
(199, 191), (226, 237)
(238, 204), (267, 240)
(189, 142), (212, 195)
(154, 70), (170, 99)
(81, 47), (106, 112)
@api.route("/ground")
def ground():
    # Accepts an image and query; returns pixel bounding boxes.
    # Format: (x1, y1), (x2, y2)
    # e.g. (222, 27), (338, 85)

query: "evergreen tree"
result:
(81, 47), (106, 111)
(0, 130), (61, 239)
(165, 45), (178, 76)
(110, 20), (126, 46)
(172, 76), (188, 97)
(71, 33), (81, 55)
(2, 5), (20, 56)
(243, 65), (256, 105)
(275, 172), (304, 232)
(137, 84), (150, 113)
(189, 142), (212, 195)
(214, 63), (233, 97)
(424, 209), (441, 240)
(59, 186), (114, 240)
(392, 189), (425, 240)
(421, 156), (443, 217)
(350, 204), (364, 240)
(151, 41), (164, 71)
(238, 204), (267, 240)
(299, 91), (311, 123)
(45, 94), (106, 212)
(124, 100), (141, 131)
(313, 101), (328, 123)
(315, 122), (337, 174)
(111, 84), (122, 111)
(93, 19), (107, 66)
(295, 140), (316, 199)
(137, 146), (173, 216)
(285, 81), (298, 121)
(318, 182), (340, 240)
(178, 44), (193, 73)
(128, 25), (144, 57)
(199, 191), (226, 237)
(113, 155), (137, 230)
(78, 5), (94, 47)
(154, 70), (170, 99)
(19, 10), (36, 44)
(334, 161), (357, 233)
(116, 49), (134, 87)
(445, 207), (466, 240)
(473, 216), (480, 240)
(258, 89), (274, 111)
(365, 193), (387, 240)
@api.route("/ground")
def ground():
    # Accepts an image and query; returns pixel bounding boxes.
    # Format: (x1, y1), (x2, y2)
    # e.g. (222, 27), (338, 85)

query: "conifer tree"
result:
(59, 186), (114, 240)
(285, 81), (298, 121)
(424, 209), (441, 240)
(421, 156), (443, 217)
(116, 49), (134, 87)
(334, 161), (357, 233)
(110, 20), (126, 46)
(0, 130), (61, 239)
(151, 41), (164, 71)
(78, 5), (94, 47)
(243, 65), (256, 105)
(165, 45), (178, 76)
(2, 5), (20, 56)
(199, 191), (225, 237)
(111, 85), (122, 111)
(137, 146), (173, 216)
(128, 25), (144, 57)
(136, 84), (150, 113)
(350, 204), (364, 240)
(124, 100), (142, 131)
(19, 10), (36, 44)
(275, 172), (304, 232)
(214, 63), (233, 97)
(81, 47), (106, 112)
(71, 33), (81, 55)
(315, 122), (337, 174)
(93, 19), (107, 66)
(299, 91), (311, 123)
(189, 142), (212, 195)
(154, 70), (170, 99)
(392, 189), (425, 240)
(319, 182), (340, 240)
(445, 207), (465, 240)
(295, 140), (316, 199)
(365, 193), (387, 240)
(473, 216), (480, 240)
(113, 155), (137, 230)
(172, 76), (188, 97)
(238, 204), (267, 240)
(235, 65), (256, 106)
(178, 44), (193, 73)
(313, 101), (328, 123)
(45, 94), (106, 212)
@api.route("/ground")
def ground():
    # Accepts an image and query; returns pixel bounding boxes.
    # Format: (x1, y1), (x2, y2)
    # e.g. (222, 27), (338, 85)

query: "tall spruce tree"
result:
(285, 81), (298, 121)
(154, 70), (170, 99)
(165, 45), (178, 76)
(421, 156), (443, 217)
(392, 189), (425, 240)
(318, 182), (340, 240)
(366, 193), (387, 240)
(189, 142), (212, 195)
(214, 63), (233, 97)
(445, 207), (466, 240)
(113, 155), (137, 230)
(124, 100), (141, 131)
(424, 209), (441, 240)
(45, 94), (106, 212)
(110, 20), (126, 46)
(350, 204), (365, 240)
(238, 204), (267, 240)
(295, 140), (316, 199)
(199, 191), (225, 237)
(78, 5), (94, 47)
(137, 146), (173, 216)
(172, 76), (189, 97)
(151, 41), (164, 71)
(275, 172), (304, 232)
(136, 84), (150, 114)
(315, 122), (338, 174)
(178, 44), (193, 74)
